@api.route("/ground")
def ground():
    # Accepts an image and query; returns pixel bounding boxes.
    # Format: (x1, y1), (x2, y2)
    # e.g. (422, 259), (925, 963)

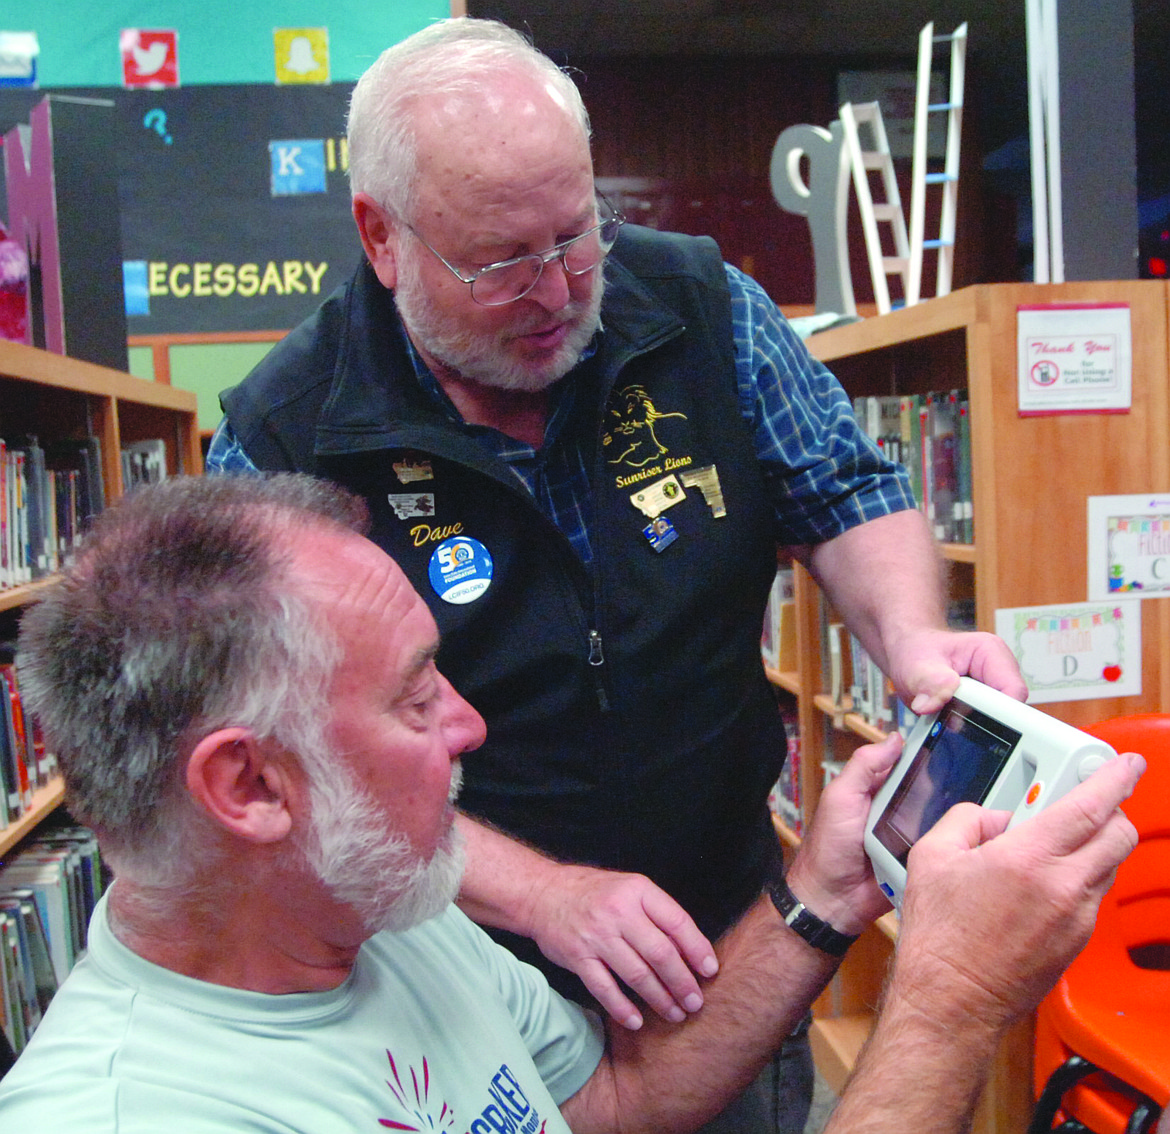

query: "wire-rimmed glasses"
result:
(404, 194), (625, 306)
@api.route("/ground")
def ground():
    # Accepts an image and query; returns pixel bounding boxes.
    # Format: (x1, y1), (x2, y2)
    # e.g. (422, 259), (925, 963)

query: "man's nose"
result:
(439, 673), (487, 757)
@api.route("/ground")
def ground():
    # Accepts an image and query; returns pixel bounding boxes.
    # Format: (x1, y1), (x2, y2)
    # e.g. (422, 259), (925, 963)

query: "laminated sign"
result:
(1017, 303), (1131, 415)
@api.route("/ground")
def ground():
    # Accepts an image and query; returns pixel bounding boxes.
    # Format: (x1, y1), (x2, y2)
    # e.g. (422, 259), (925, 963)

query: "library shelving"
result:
(0, 337), (200, 859)
(770, 281), (1170, 1134)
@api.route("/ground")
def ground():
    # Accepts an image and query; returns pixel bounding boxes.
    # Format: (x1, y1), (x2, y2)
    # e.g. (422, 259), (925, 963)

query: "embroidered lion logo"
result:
(602, 384), (687, 468)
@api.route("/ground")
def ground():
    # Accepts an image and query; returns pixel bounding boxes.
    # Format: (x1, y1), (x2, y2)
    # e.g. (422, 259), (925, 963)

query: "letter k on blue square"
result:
(270, 139), (327, 196)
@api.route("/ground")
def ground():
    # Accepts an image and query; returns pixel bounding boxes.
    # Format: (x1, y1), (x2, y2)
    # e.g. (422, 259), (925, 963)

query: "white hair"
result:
(347, 17), (591, 220)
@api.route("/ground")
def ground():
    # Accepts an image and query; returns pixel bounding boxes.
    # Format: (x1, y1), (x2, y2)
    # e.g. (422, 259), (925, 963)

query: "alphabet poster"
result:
(1087, 493), (1170, 600)
(995, 599), (1141, 704)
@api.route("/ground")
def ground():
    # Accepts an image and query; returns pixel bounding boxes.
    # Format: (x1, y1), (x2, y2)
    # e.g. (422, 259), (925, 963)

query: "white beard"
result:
(393, 245), (604, 394)
(301, 759), (465, 935)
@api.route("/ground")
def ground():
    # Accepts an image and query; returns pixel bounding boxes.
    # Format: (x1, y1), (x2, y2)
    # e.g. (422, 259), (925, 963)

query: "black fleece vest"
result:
(222, 226), (786, 998)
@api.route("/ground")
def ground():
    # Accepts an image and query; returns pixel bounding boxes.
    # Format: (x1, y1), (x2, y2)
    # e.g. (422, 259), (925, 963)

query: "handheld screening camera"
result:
(864, 677), (1116, 909)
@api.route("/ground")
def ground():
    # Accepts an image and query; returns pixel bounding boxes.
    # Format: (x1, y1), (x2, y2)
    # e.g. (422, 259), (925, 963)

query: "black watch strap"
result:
(766, 877), (859, 958)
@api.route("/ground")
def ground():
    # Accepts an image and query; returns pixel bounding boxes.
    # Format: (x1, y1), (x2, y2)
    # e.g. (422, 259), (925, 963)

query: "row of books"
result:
(0, 651), (54, 829)
(852, 390), (973, 545)
(0, 435), (171, 591)
(843, 628), (917, 737)
(1, 435), (104, 589)
(818, 597), (920, 737)
(0, 823), (104, 1069)
(767, 703), (803, 837)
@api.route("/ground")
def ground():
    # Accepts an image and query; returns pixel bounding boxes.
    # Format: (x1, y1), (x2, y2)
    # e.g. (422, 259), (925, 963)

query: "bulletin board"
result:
(0, 83), (360, 335)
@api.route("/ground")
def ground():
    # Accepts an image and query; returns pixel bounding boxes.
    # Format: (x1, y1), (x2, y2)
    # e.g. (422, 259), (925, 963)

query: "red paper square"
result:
(120, 29), (179, 89)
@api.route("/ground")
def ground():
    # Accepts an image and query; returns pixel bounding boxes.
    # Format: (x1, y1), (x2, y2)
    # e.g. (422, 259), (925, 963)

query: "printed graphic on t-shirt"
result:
(378, 1053), (549, 1133)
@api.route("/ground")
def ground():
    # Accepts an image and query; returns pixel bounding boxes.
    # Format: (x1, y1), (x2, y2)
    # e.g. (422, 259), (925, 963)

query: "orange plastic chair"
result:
(1031, 714), (1170, 1134)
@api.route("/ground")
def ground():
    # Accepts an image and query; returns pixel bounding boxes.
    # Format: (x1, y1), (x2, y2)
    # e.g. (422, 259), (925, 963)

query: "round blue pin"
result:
(428, 536), (494, 605)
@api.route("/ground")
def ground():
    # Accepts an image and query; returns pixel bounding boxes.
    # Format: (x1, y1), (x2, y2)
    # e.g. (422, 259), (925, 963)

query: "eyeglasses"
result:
(403, 195), (625, 307)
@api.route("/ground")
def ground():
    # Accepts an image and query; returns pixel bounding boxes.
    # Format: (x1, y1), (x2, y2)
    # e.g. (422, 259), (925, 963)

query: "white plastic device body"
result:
(864, 677), (1117, 909)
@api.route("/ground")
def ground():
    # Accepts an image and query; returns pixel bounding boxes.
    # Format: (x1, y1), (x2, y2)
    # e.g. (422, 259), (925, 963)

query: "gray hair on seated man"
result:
(18, 474), (463, 928)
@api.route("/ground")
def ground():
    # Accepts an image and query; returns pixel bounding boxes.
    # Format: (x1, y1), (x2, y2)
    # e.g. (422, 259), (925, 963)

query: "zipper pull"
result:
(588, 629), (604, 667)
(588, 630), (609, 711)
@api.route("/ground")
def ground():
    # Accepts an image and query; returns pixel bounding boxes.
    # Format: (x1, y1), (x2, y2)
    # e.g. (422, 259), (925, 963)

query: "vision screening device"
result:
(865, 677), (1117, 909)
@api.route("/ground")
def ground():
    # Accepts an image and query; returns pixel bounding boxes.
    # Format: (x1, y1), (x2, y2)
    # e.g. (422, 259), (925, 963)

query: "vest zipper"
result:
(588, 629), (604, 665)
(588, 629), (609, 711)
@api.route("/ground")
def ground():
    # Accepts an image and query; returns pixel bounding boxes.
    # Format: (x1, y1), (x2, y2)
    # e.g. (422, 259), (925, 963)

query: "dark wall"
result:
(574, 53), (1018, 305)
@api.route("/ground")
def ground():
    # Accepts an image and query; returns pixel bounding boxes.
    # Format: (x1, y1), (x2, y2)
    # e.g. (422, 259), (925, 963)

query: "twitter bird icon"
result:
(132, 41), (169, 77)
(120, 29), (178, 89)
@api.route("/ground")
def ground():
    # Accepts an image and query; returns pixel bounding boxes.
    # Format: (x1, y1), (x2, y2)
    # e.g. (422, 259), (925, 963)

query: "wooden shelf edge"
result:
(771, 813), (801, 848)
(763, 664), (801, 695)
(842, 713), (888, 743)
(813, 694), (891, 743)
(0, 578), (55, 612)
(810, 1013), (875, 1095)
(0, 777), (66, 858)
(813, 692), (845, 718)
(0, 337), (197, 411)
(805, 288), (978, 362)
(941, 541), (977, 564)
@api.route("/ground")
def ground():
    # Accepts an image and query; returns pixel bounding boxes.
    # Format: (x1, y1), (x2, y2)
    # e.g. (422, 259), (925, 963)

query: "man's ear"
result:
(353, 192), (400, 291)
(185, 727), (295, 844)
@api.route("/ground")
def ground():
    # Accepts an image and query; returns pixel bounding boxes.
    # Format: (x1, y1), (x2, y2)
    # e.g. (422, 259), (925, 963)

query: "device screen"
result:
(871, 699), (1022, 866)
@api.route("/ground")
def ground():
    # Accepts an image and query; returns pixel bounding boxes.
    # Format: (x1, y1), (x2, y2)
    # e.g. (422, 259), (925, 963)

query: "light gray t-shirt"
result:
(0, 893), (604, 1132)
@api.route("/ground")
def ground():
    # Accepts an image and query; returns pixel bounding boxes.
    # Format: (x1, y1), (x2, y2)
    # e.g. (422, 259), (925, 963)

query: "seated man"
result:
(0, 474), (1142, 1133)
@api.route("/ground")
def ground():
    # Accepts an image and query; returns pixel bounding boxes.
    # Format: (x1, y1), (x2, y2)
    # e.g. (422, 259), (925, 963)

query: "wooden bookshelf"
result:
(0, 339), (200, 859)
(0, 778), (66, 858)
(767, 281), (1170, 1134)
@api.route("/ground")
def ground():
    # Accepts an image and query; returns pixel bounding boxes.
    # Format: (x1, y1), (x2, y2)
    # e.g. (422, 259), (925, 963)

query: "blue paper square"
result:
(123, 260), (150, 316)
(269, 139), (327, 196)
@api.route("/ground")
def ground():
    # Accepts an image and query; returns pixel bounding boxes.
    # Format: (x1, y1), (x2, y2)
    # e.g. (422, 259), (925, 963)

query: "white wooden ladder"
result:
(839, 100), (910, 315)
(907, 21), (968, 306)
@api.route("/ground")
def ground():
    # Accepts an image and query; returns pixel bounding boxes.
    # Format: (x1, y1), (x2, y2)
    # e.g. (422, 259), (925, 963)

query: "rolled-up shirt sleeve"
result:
(727, 264), (915, 544)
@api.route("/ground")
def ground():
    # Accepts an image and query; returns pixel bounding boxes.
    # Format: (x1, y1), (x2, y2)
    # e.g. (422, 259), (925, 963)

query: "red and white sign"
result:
(121, 29), (179, 89)
(1016, 303), (1132, 416)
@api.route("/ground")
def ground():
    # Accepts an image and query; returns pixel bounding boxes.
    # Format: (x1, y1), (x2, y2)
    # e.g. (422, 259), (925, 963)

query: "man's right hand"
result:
(822, 751), (1142, 1134)
(895, 750), (1144, 1030)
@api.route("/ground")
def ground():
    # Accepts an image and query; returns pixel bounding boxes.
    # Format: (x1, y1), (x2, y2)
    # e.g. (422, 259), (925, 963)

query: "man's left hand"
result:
(524, 866), (720, 1030)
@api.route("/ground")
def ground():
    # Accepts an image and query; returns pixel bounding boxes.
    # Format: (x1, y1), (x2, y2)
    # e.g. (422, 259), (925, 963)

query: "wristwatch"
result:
(767, 876), (859, 958)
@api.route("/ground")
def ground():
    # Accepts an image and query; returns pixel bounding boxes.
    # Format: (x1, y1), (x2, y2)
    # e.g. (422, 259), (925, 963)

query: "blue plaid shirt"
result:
(206, 265), (913, 563)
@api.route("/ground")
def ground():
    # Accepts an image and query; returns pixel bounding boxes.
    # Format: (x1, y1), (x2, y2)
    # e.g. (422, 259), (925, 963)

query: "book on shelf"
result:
(44, 436), (106, 541)
(121, 439), (168, 490)
(847, 632), (892, 730)
(767, 704), (803, 837)
(853, 390), (973, 545)
(0, 823), (105, 1062)
(825, 620), (847, 722)
(0, 663), (30, 822)
(760, 566), (796, 672)
(0, 648), (57, 826)
(2, 446), (29, 588)
(0, 905), (29, 1057)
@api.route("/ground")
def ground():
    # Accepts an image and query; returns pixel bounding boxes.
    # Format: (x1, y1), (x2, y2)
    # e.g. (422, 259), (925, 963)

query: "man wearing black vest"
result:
(208, 19), (1026, 1132)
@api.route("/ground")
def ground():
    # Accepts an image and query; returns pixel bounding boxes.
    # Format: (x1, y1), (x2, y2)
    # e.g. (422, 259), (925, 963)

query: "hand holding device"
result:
(865, 677), (1117, 908)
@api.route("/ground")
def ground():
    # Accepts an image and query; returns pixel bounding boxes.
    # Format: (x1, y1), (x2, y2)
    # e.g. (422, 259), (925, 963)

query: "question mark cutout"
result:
(143, 108), (173, 145)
